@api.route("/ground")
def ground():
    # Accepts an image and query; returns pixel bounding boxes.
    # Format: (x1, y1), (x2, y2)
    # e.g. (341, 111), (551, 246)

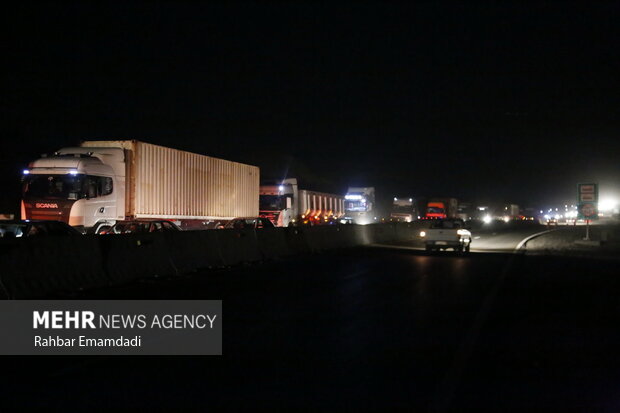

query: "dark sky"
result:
(3, 1), (620, 214)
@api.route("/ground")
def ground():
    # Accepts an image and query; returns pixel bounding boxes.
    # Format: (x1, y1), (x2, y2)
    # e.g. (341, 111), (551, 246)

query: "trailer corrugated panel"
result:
(298, 189), (345, 218)
(81, 140), (259, 220)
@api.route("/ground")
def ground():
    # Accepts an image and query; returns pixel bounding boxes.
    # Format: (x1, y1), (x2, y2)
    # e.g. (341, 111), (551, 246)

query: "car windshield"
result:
(22, 174), (84, 200)
(114, 222), (151, 233)
(0, 223), (27, 238)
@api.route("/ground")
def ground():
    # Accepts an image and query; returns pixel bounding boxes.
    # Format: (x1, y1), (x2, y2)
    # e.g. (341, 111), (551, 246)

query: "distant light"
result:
(420, 231), (426, 237)
(540, 210), (543, 214)
(278, 185), (284, 192)
(394, 197), (398, 201)
(483, 215), (492, 224)
(22, 169), (30, 174)
(409, 198), (412, 202)
(503, 216), (510, 223)
(69, 170), (79, 175)
(599, 198), (619, 212)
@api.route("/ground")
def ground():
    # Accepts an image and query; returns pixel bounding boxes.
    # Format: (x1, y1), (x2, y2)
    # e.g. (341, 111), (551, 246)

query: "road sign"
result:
(577, 183), (598, 220)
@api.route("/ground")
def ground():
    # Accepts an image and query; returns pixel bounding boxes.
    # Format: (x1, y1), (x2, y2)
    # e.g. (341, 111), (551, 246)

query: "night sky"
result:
(3, 1), (620, 215)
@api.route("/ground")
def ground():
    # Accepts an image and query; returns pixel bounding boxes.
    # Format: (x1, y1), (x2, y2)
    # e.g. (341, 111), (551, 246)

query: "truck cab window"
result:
(101, 177), (113, 196)
(82, 176), (113, 199)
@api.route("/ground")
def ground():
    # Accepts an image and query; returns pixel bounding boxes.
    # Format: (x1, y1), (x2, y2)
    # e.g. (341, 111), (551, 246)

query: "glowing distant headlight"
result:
(483, 215), (492, 224)
(599, 198), (619, 212)
(419, 231), (426, 237)
(69, 170), (79, 175)
(22, 169), (30, 174)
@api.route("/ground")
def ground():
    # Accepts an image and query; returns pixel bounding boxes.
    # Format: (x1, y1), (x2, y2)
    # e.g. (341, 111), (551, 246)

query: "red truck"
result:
(424, 198), (458, 219)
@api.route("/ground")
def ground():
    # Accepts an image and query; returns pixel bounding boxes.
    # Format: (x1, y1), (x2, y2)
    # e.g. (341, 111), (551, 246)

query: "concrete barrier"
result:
(0, 235), (107, 299)
(99, 233), (178, 285)
(256, 228), (292, 260)
(284, 227), (312, 255)
(165, 230), (225, 272)
(0, 222), (422, 298)
(367, 223), (396, 244)
(216, 229), (261, 266)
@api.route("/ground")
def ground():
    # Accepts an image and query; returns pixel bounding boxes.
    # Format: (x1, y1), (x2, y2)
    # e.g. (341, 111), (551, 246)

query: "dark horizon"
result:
(3, 1), (620, 214)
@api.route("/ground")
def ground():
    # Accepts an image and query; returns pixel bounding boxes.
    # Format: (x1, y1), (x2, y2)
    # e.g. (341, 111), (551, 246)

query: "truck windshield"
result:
(22, 174), (84, 200)
(346, 200), (368, 212)
(23, 174), (113, 200)
(393, 205), (412, 213)
(260, 195), (286, 211)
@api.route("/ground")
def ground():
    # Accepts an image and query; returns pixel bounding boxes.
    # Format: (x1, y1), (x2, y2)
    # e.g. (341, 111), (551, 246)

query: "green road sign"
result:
(577, 183), (598, 220)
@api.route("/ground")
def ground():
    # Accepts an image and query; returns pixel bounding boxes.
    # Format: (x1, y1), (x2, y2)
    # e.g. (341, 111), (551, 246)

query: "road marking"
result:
(514, 228), (562, 251)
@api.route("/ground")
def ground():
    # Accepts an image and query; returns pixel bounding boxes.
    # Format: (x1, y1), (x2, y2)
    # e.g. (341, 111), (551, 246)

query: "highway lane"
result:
(4, 231), (620, 411)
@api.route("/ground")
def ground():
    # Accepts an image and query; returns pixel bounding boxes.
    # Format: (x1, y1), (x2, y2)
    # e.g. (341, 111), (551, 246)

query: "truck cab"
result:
(344, 187), (375, 225)
(21, 147), (125, 233)
(259, 179), (297, 227)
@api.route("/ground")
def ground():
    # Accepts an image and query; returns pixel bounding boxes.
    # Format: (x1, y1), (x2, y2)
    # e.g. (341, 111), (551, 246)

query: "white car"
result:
(420, 219), (472, 252)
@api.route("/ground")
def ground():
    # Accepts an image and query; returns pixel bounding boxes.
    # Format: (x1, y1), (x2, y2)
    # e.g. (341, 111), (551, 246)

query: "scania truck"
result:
(21, 140), (259, 233)
(259, 178), (345, 226)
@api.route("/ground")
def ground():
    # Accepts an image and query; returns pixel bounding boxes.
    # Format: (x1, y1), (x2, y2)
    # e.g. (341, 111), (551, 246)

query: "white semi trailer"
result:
(21, 140), (259, 233)
(259, 178), (345, 227)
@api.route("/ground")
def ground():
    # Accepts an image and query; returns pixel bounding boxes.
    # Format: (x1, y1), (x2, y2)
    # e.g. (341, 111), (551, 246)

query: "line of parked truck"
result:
(14, 140), (521, 235)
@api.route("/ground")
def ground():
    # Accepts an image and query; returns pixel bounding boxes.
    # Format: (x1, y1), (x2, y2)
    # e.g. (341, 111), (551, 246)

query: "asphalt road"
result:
(4, 227), (620, 411)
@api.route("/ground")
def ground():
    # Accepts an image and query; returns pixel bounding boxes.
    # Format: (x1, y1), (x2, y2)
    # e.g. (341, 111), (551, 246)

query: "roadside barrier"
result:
(284, 226), (312, 255)
(216, 229), (261, 266)
(99, 233), (178, 285)
(165, 230), (225, 272)
(0, 235), (107, 299)
(0, 222), (423, 298)
(256, 227), (292, 259)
